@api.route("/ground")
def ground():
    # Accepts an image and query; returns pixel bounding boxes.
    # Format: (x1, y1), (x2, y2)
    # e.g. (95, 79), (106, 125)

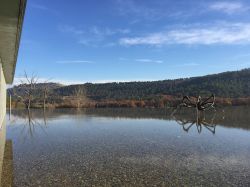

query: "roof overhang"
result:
(0, 0), (26, 84)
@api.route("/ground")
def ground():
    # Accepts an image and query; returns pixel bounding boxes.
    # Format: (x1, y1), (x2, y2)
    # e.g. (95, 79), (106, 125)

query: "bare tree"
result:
(14, 72), (39, 110)
(73, 86), (87, 108)
(43, 86), (48, 110)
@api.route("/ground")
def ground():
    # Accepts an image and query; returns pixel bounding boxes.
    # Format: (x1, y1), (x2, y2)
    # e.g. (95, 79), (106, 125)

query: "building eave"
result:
(0, 0), (27, 84)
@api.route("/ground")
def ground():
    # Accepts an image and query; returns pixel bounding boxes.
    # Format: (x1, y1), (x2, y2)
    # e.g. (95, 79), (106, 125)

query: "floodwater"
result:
(2, 107), (250, 186)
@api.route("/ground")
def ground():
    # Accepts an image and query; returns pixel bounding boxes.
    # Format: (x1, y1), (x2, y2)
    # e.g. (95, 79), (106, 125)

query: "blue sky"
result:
(16, 0), (250, 84)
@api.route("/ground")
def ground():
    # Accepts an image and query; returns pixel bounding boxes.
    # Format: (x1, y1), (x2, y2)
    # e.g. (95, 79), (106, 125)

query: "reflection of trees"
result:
(175, 111), (217, 134)
(43, 109), (48, 126)
(9, 109), (48, 142)
(9, 106), (250, 130)
(22, 110), (44, 140)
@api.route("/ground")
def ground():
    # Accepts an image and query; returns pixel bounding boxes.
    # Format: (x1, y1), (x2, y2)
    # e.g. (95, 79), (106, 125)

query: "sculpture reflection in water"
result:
(175, 112), (217, 134)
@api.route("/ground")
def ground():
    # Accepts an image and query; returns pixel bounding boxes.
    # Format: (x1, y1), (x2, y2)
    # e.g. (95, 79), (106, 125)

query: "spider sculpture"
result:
(181, 94), (215, 111)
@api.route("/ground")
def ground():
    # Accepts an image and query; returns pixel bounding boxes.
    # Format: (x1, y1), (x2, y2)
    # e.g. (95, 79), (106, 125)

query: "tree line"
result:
(8, 68), (250, 108)
(54, 68), (250, 99)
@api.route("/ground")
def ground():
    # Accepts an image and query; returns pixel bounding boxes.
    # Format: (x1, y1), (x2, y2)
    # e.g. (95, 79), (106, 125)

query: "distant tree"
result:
(42, 79), (52, 110)
(43, 85), (48, 110)
(73, 86), (87, 108)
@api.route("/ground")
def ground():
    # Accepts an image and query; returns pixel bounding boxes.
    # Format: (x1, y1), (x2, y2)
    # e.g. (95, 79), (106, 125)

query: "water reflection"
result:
(175, 112), (217, 134)
(9, 106), (250, 132)
(6, 107), (250, 186)
(8, 110), (48, 141)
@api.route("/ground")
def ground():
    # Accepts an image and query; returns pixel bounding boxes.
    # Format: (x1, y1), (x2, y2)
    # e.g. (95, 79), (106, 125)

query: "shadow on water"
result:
(0, 120), (14, 187)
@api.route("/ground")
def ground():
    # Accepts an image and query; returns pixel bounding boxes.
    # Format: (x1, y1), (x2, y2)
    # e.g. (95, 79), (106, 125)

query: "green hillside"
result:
(53, 68), (250, 99)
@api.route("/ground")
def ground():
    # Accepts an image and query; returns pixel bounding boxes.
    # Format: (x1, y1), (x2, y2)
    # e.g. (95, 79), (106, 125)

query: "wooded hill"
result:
(8, 68), (250, 108)
(53, 68), (250, 99)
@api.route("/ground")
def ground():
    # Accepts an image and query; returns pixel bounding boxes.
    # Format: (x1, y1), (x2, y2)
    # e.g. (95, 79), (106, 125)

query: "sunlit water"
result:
(4, 107), (250, 186)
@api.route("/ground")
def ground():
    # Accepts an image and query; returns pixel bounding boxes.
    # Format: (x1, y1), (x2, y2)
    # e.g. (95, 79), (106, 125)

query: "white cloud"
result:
(12, 77), (50, 86)
(90, 27), (130, 36)
(209, 2), (246, 14)
(55, 60), (94, 64)
(30, 3), (49, 11)
(115, 0), (169, 21)
(59, 25), (130, 37)
(83, 79), (157, 84)
(117, 57), (163, 64)
(135, 59), (163, 64)
(175, 63), (200, 67)
(59, 25), (84, 35)
(118, 57), (128, 61)
(11, 77), (81, 86)
(11, 77), (157, 86)
(29, 3), (59, 15)
(119, 23), (250, 46)
(59, 25), (130, 47)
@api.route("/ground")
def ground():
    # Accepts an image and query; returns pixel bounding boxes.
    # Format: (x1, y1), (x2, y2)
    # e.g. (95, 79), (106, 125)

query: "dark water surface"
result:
(4, 107), (250, 186)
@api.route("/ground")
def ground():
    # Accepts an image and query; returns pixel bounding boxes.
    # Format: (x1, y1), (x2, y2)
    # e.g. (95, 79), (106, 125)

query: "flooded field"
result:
(2, 107), (250, 186)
